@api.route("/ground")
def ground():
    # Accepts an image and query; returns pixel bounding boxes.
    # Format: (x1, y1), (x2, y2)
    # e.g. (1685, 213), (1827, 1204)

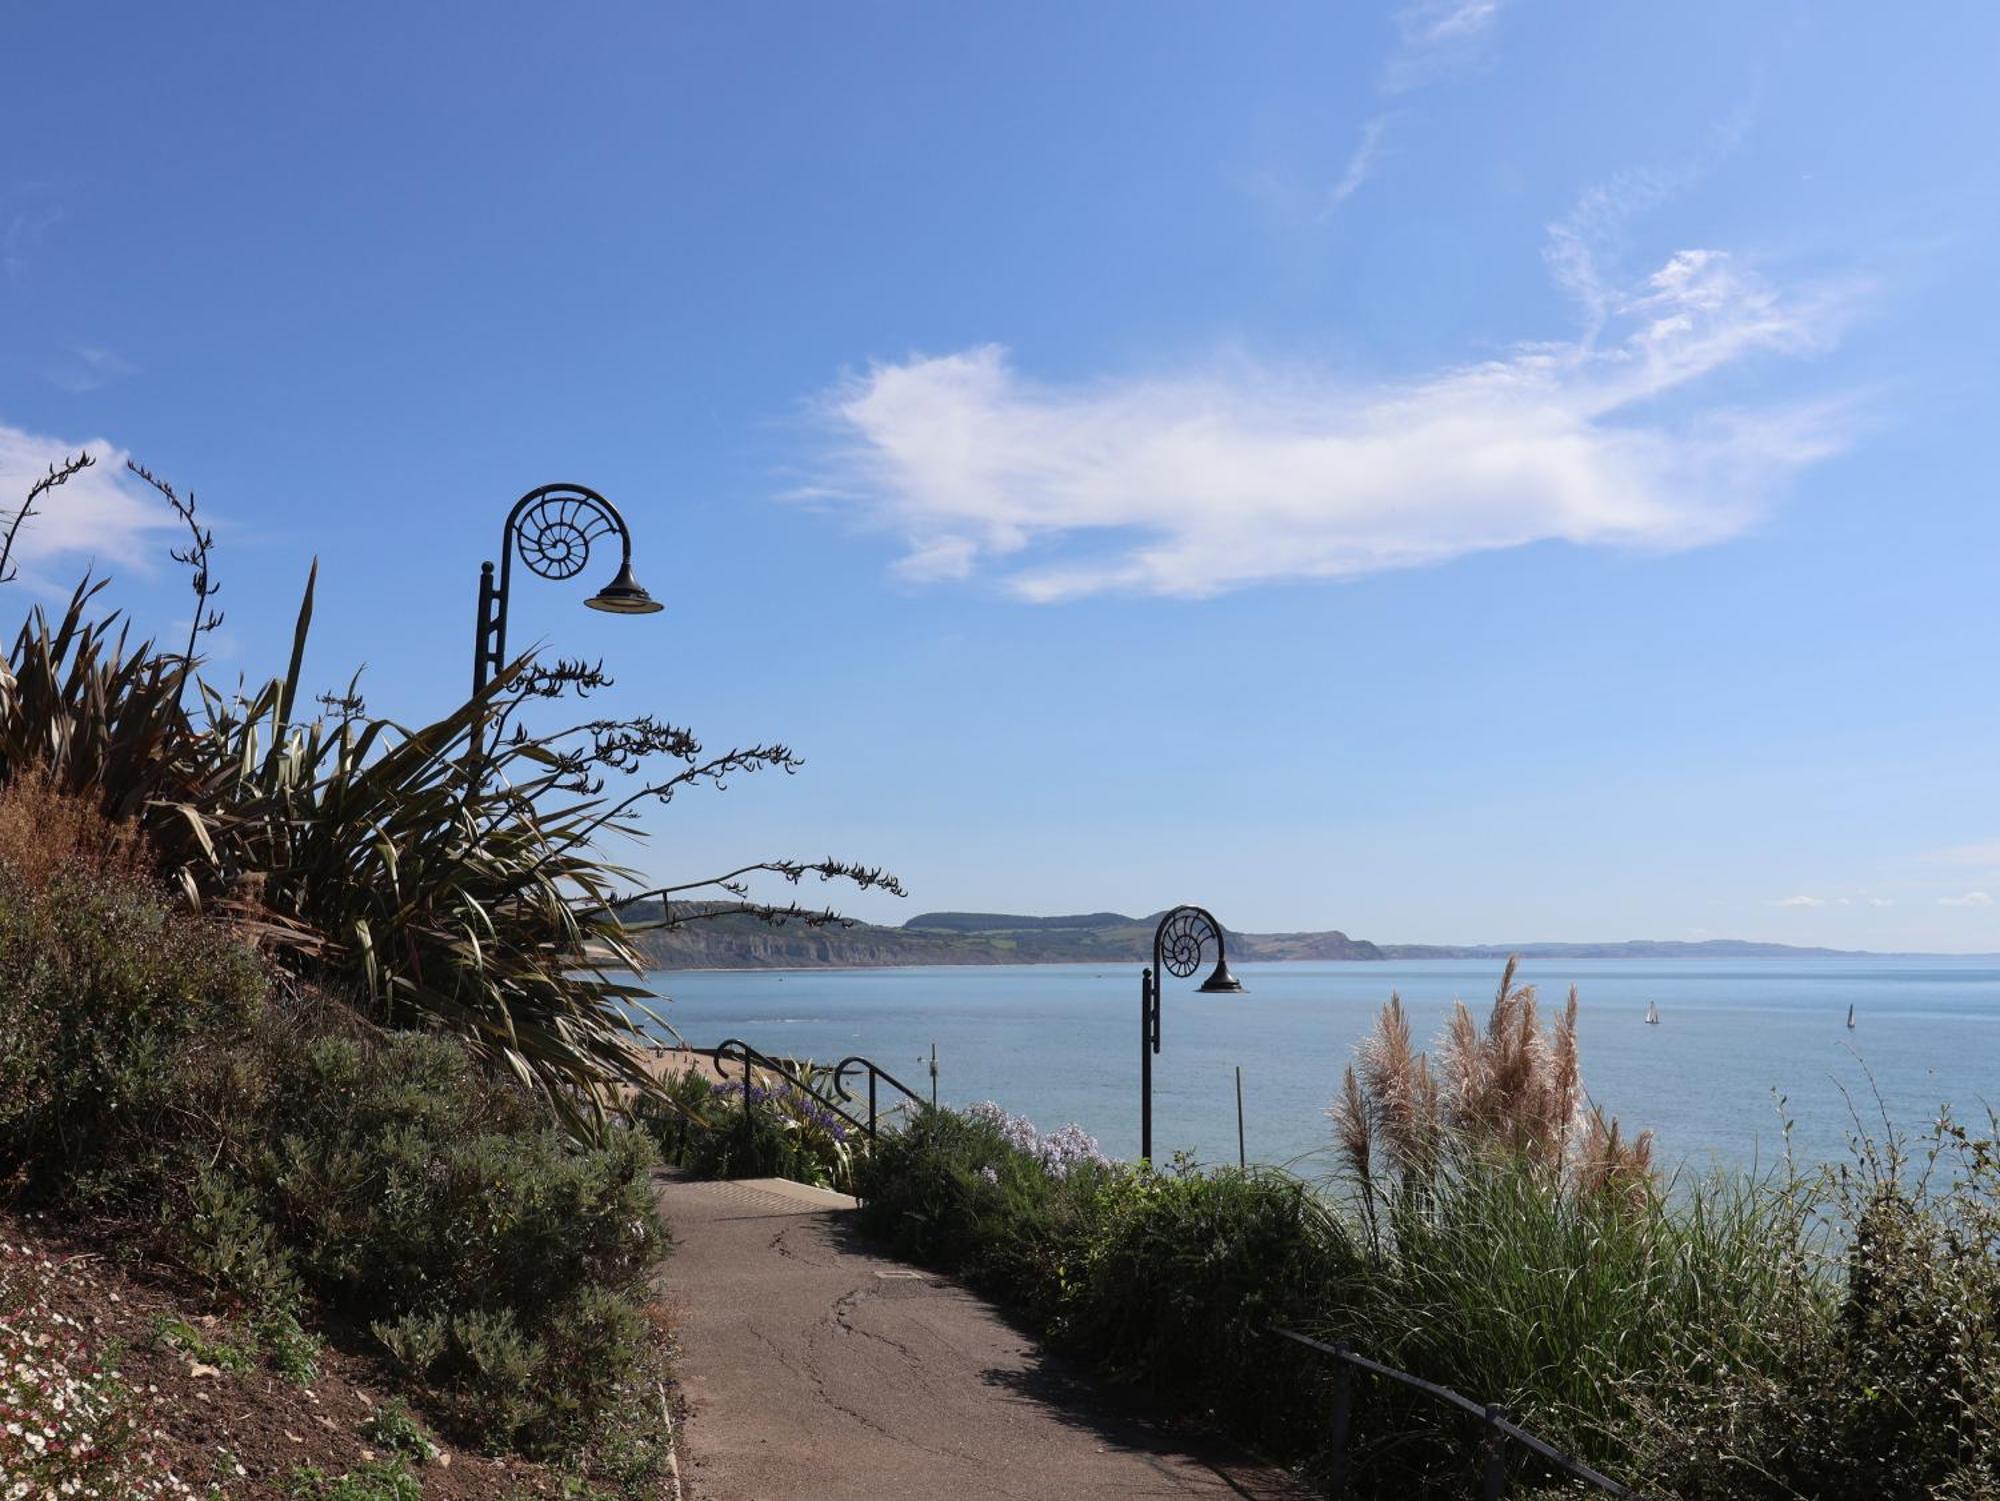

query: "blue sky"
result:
(4, 2), (1999, 949)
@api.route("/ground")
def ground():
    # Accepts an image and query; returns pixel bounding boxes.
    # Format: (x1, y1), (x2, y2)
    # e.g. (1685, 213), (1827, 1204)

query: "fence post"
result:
(1481, 1404), (1507, 1501)
(868, 1069), (879, 1140)
(1327, 1342), (1354, 1496)
(1235, 1064), (1246, 1171)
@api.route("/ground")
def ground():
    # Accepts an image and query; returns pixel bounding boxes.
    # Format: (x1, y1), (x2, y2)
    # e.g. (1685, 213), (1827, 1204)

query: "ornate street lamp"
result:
(1139, 903), (1244, 1162)
(471, 482), (663, 699)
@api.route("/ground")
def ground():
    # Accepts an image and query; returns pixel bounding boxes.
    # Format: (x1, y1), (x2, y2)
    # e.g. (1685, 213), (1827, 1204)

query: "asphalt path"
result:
(655, 1172), (1315, 1501)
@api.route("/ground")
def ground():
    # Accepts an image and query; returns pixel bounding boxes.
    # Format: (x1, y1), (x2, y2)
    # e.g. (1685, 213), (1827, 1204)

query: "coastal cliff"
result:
(626, 905), (1382, 969)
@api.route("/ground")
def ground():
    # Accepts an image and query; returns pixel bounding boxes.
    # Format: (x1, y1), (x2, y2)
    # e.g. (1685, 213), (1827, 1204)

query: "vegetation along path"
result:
(655, 1171), (1313, 1501)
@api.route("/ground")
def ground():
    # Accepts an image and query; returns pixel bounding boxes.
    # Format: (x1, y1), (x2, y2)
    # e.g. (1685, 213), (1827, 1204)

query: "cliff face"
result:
(1237, 929), (1386, 962)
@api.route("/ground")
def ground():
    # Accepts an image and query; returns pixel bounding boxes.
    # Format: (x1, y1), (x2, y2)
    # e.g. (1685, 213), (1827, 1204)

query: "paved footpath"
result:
(655, 1172), (1316, 1501)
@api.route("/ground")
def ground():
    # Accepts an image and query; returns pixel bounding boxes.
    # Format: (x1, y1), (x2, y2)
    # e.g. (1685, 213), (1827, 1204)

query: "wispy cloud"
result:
(1382, 0), (1506, 94)
(46, 346), (140, 396)
(1544, 168), (1693, 338)
(1939, 891), (1994, 908)
(1542, 104), (1758, 340)
(1773, 895), (1826, 908)
(0, 423), (176, 580)
(1321, 0), (1507, 212)
(2, 189), (65, 286)
(1326, 117), (1392, 210)
(812, 244), (1857, 601)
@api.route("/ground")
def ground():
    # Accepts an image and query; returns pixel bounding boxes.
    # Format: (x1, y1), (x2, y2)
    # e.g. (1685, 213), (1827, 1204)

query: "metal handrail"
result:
(1269, 1326), (1638, 1499)
(830, 1055), (925, 1139)
(711, 1038), (873, 1141)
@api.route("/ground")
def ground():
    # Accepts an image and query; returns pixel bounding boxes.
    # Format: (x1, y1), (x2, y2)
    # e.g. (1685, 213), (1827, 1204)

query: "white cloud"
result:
(812, 248), (1855, 601)
(1383, 0), (1506, 94)
(1939, 892), (1994, 908)
(1774, 895), (1826, 908)
(1867, 897), (1897, 908)
(1544, 168), (1690, 339)
(0, 424), (175, 583)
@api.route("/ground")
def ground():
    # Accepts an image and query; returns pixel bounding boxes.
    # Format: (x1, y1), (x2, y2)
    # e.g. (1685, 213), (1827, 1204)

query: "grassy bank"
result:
(0, 782), (675, 1496)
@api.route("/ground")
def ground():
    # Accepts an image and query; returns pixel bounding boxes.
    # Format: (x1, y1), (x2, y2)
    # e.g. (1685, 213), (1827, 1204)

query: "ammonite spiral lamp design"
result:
(1139, 903), (1243, 1162)
(470, 483), (664, 701)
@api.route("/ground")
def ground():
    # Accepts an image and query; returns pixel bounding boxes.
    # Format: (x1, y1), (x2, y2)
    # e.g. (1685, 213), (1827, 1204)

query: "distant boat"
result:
(1645, 1001), (1660, 1026)
(1847, 1003), (1856, 1029)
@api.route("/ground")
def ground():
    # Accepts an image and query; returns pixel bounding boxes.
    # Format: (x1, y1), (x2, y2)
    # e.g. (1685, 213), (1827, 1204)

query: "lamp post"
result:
(471, 482), (663, 701)
(1139, 903), (1244, 1162)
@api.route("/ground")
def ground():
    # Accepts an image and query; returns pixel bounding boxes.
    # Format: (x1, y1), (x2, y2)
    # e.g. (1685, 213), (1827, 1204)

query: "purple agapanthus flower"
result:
(966, 1101), (1110, 1179)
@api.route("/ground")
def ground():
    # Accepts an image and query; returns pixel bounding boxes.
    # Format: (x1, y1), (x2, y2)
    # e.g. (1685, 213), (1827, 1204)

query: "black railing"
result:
(710, 1039), (917, 1142)
(831, 1054), (925, 1139)
(1269, 1327), (1638, 1500)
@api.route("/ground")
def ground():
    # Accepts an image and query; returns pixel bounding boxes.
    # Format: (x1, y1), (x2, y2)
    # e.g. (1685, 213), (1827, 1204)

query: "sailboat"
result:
(1846, 1003), (1856, 1030)
(1644, 1000), (1660, 1026)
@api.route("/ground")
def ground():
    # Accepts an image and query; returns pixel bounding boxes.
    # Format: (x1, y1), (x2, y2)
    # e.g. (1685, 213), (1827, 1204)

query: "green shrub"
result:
(637, 1063), (860, 1190)
(854, 1105), (1345, 1445)
(259, 1302), (326, 1385)
(1043, 1161), (1352, 1440)
(1626, 1118), (2000, 1500)
(359, 1399), (441, 1465)
(0, 839), (670, 1465)
(152, 1313), (256, 1373)
(147, 1021), (671, 1456)
(285, 1458), (424, 1501)
(853, 1102), (1050, 1278)
(0, 857), (265, 1188)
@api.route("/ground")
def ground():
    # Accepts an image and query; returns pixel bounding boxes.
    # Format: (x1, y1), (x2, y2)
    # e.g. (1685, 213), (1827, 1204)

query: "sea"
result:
(638, 958), (2000, 1177)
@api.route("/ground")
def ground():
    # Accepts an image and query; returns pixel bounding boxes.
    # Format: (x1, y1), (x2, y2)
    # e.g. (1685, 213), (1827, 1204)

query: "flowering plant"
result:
(1, 1240), (206, 1499)
(709, 1074), (857, 1188)
(964, 1103), (1111, 1179)
(641, 1061), (864, 1190)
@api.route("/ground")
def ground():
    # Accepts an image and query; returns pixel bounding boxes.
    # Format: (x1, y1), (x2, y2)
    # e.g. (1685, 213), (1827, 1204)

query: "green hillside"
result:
(628, 905), (1382, 969)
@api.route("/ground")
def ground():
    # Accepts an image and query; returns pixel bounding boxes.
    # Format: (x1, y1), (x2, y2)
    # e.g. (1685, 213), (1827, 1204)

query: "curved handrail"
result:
(1268, 1326), (1638, 1498)
(706, 1039), (923, 1141)
(831, 1055), (925, 1111)
(710, 1038), (872, 1139)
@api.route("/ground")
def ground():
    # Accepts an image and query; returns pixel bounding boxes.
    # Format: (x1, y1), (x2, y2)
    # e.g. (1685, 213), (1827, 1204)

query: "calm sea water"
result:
(640, 959), (2000, 1175)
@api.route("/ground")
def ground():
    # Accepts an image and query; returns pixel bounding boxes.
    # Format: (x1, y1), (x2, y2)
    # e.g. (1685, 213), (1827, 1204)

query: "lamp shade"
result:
(1197, 956), (1245, 994)
(585, 561), (663, 615)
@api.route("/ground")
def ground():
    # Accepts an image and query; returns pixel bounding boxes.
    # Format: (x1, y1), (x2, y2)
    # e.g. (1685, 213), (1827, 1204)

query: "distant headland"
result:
(623, 905), (1973, 971)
